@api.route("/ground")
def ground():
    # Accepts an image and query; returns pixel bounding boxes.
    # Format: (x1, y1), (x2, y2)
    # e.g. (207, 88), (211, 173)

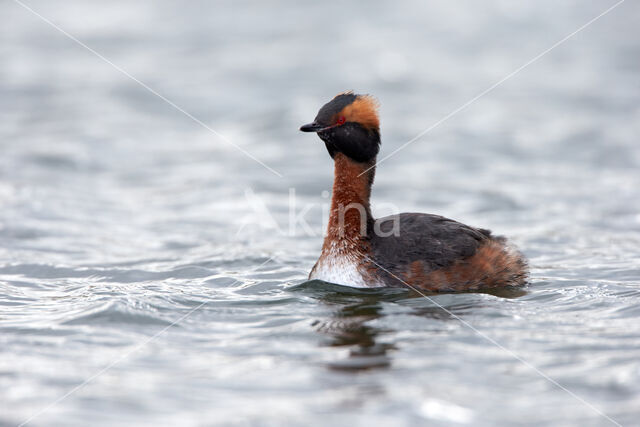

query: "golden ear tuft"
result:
(340, 94), (380, 130)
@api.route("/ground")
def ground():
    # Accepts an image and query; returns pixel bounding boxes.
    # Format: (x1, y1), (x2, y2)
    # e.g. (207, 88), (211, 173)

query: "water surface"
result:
(1, 1), (640, 425)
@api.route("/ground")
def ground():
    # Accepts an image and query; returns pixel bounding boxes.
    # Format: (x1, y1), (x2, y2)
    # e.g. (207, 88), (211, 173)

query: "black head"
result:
(300, 92), (381, 163)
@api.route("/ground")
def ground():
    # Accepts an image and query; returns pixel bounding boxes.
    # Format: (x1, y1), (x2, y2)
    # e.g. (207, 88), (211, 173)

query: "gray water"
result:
(1, 1), (640, 426)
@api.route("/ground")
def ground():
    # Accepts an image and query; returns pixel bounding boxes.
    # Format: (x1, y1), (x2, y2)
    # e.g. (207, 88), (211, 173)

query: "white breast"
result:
(309, 250), (384, 288)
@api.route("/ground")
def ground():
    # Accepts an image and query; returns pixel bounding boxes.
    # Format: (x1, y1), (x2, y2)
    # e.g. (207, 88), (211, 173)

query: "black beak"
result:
(299, 122), (325, 133)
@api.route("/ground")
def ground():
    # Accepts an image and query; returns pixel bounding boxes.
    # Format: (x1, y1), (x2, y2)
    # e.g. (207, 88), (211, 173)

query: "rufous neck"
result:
(325, 153), (376, 241)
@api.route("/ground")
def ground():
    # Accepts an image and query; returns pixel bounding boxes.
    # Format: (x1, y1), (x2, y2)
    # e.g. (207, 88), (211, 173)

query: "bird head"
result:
(300, 91), (380, 163)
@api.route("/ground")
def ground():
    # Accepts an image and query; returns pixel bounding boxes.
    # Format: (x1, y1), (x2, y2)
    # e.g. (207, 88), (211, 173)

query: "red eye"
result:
(337, 116), (346, 125)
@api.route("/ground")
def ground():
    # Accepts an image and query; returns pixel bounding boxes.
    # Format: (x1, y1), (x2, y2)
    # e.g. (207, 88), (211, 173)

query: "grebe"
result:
(300, 92), (527, 291)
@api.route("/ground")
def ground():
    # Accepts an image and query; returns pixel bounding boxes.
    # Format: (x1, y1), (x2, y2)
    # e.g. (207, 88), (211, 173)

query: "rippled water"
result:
(1, 1), (640, 426)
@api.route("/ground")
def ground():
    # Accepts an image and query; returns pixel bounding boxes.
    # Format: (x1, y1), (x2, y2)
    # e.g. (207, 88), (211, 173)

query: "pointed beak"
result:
(299, 122), (325, 133)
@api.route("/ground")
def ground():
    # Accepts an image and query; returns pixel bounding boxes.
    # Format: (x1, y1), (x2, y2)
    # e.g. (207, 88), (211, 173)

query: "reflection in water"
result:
(291, 280), (408, 372)
(296, 280), (528, 372)
(315, 300), (395, 372)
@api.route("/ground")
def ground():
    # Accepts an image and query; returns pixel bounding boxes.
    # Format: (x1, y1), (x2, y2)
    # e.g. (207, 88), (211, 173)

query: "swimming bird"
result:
(300, 91), (527, 291)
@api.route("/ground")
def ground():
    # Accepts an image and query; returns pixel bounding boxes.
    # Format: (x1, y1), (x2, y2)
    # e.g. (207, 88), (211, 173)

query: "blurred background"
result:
(1, 0), (639, 426)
